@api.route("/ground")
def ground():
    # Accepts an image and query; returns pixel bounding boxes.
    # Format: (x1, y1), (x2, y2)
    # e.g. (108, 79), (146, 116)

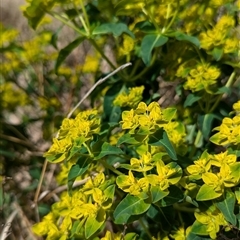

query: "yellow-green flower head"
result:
(121, 101), (164, 134)
(187, 151), (211, 178)
(224, 37), (239, 54)
(183, 63), (220, 92)
(114, 86), (144, 108)
(211, 116), (240, 145)
(194, 207), (227, 239)
(0, 24), (19, 48)
(233, 100), (240, 113)
(216, 15), (235, 30)
(32, 212), (61, 239)
(210, 151), (237, 167)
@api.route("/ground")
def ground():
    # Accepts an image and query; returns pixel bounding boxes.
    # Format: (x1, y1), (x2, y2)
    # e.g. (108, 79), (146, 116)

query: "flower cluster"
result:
(176, 61), (221, 92)
(44, 109), (100, 163)
(199, 15), (238, 54)
(120, 102), (163, 134)
(114, 86), (144, 108)
(117, 159), (182, 196)
(0, 82), (29, 110)
(185, 150), (239, 200)
(210, 100), (240, 146)
(194, 206), (228, 239)
(32, 172), (115, 240)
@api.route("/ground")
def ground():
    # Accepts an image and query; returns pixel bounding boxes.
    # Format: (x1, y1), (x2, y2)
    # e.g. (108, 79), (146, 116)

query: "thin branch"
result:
(0, 133), (35, 149)
(0, 209), (18, 240)
(66, 62), (132, 119)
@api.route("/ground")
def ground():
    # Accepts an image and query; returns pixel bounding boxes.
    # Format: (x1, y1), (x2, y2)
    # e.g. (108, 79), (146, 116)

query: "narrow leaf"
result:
(198, 114), (216, 140)
(157, 185), (184, 207)
(85, 208), (105, 239)
(149, 129), (177, 160)
(117, 133), (139, 146)
(141, 34), (168, 65)
(55, 37), (85, 72)
(184, 93), (201, 107)
(93, 23), (134, 38)
(212, 47), (223, 61)
(150, 186), (169, 203)
(196, 184), (222, 201)
(174, 32), (200, 47)
(113, 194), (151, 224)
(67, 156), (91, 193)
(95, 142), (124, 160)
(215, 190), (236, 225)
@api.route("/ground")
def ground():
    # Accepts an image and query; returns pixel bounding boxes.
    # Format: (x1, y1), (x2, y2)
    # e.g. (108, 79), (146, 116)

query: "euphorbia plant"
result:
(20, 0), (240, 239)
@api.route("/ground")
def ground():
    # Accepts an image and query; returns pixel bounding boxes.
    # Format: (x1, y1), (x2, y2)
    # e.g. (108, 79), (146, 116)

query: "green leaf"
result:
(124, 233), (138, 240)
(157, 185), (184, 207)
(150, 186), (169, 203)
(162, 108), (177, 121)
(93, 23), (134, 38)
(187, 231), (212, 240)
(55, 37), (85, 73)
(67, 156), (91, 193)
(95, 142), (124, 160)
(117, 133), (139, 146)
(113, 194), (151, 224)
(174, 32), (200, 47)
(198, 114), (216, 140)
(149, 129), (177, 160)
(196, 184), (222, 201)
(103, 83), (125, 123)
(85, 208), (106, 239)
(230, 162), (240, 180)
(191, 220), (209, 236)
(212, 47), (223, 61)
(215, 190), (236, 225)
(23, 0), (55, 29)
(184, 93), (201, 107)
(140, 34), (168, 65)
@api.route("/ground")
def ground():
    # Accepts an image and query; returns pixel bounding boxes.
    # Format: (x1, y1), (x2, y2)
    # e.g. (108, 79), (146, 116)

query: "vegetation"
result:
(1, 0), (240, 239)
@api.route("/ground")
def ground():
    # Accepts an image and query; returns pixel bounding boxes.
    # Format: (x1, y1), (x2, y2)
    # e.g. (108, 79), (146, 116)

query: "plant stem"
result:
(164, 2), (179, 32)
(48, 11), (86, 36)
(99, 160), (123, 176)
(89, 39), (117, 70)
(139, 218), (152, 239)
(79, 0), (90, 36)
(209, 70), (236, 113)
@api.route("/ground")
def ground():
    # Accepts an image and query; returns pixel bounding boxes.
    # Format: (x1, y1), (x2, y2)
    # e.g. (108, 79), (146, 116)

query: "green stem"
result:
(139, 218), (152, 240)
(48, 11), (86, 36)
(131, 52), (157, 81)
(142, 2), (160, 32)
(173, 203), (197, 213)
(164, 2), (179, 33)
(129, 59), (141, 78)
(209, 70), (236, 113)
(89, 39), (116, 70)
(99, 159), (123, 176)
(83, 142), (93, 157)
(79, 0), (90, 35)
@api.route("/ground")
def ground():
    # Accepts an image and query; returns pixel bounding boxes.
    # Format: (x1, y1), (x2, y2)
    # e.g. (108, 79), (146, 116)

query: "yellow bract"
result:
(114, 86), (144, 108)
(195, 207), (227, 239)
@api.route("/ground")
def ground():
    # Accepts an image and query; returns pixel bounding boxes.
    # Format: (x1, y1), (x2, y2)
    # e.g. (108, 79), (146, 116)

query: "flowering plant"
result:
(1, 0), (239, 239)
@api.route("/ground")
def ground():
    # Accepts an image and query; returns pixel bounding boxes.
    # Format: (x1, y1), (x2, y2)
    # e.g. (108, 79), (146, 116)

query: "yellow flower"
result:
(195, 207), (227, 239)
(121, 109), (139, 131)
(114, 86), (144, 108)
(216, 15), (235, 30)
(82, 54), (100, 73)
(119, 34), (135, 56)
(224, 37), (239, 54)
(210, 151), (236, 167)
(233, 100), (240, 112)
